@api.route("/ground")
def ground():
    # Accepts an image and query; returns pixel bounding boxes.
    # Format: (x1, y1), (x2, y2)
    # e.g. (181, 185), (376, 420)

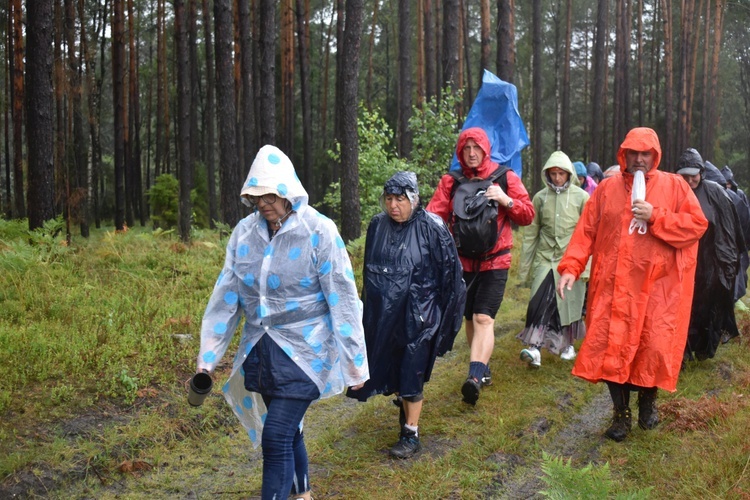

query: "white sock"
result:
(405, 423), (419, 437)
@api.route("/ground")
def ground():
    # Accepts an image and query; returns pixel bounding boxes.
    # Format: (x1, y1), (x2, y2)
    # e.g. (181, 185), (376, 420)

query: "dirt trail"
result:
(485, 387), (612, 499)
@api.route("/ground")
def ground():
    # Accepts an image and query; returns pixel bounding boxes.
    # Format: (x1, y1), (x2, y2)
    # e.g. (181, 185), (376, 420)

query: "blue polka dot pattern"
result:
(247, 177), (259, 187)
(339, 323), (353, 337)
(243, 396), (254, 409)
(285, 301), (299, 311)
(214, 322), (227, 334)
(240, 366), (246, 376)
(311, 342), (322, 354)
(323, 382), (332, 394)
(311, 359), (324, 372)
(243, 273), (255, 286)
(277, 183), (288, 196)
(292, 201), (302, 211)
(202, 351), (217, 363)
(216, 270), (225, 285)
(268, 153), (281, 164)
(303, 325), (314, 340)
(288, 247), (301, 260)
(354, 353), (365, 367)
(261, 413), (268, 424)
(310, 233), (319, 247)
(300, 277), (312, 288)
(238, 244), (250, 258)
(264, 245), (274, 258)
(282, 346), (293, 357)
(328, 292), (339, 306)
(319, 261), (332, 275)
(249, 429), (257, 442)
(256, 305), (268, 318)
(235, 404), (244, 415)
(345, 268), (355, 280)
(224, 291), (238, 305)
(268, 274), (281, 289)
(335, 236), (345, 248)
(222, 382), (230, 393)
(316, 292), (325, 302)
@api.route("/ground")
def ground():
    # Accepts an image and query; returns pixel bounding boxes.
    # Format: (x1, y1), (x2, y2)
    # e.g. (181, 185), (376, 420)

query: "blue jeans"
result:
(260, 396), (312, 499)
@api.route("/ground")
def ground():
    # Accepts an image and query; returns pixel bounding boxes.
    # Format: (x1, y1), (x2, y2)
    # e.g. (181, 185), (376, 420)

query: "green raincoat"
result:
(519, 151), (589, 327)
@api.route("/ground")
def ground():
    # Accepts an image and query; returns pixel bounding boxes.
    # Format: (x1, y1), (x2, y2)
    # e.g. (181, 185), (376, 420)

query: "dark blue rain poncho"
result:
(679, 150), (743, 360)
(348, 172), (466, 401)
(718, 164), (750, 301)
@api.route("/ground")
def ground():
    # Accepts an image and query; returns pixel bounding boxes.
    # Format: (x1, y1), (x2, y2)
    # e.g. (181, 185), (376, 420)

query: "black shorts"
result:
(463, 269), (508, 320)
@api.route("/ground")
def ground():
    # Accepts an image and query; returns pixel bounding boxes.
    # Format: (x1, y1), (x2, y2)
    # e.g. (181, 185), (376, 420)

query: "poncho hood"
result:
(381, 171), (421, 219)
(704, 161), (726, 185)
(542, 151), (578, 189)
(721, 165), (739, 190)
(456, 127), (495, 178)
(240, 145), (309, 209)
(617, 127), (662, 175)
(676, 148), (705, 178)
(587, 162), (604, 183)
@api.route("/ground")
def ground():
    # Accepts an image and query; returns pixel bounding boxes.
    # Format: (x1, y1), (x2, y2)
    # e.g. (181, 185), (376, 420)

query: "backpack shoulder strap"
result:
(487, 166), (511, 192)
(448, 170), (467, 199)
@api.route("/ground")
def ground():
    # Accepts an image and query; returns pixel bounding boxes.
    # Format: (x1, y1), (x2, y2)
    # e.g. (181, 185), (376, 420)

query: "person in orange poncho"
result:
(556, 128), (707, 442)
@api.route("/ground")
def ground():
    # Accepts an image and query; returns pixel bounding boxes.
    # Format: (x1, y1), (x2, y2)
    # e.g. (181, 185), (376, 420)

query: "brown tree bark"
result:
(705, 0), (725, 160)
(175, 0), (192, 242)
(295, 0), (313, 196)
(11, 0), (25, 218)
(365, 0), (380, 110)
(215, 0), (242, 225)
(496, 0), (515, 83)
(398, 0), (413, 157)
(480, 0), (490, 83)
(416, 0), (425, 107)
(636, 0), (644, 125)
(338, 0), (364, 242)
(128, 0), (144, 227)
(280, 0), (294, 156)
(460, 0), (472, 107)
(532, 0), (542, 193)
(589, 0), (608, 164)
(202, 0), (218, 227)
(660, 0), (674, 170)
(155, 0), (165, 178)
(677, 0), (696, 155)
(259, 0), (276, 146)
(320, 6), (335, 147)
(442, 0), (459, 93)
(561, 0), (572, 153)
(112, 0), (126, 229)
(424, 0), (437, 101)
(26, 0), (55, 230)
(239, 0), (255, 168)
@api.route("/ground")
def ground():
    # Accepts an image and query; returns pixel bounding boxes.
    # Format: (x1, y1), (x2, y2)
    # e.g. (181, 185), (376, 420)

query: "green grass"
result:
(2, 221), (750, 498)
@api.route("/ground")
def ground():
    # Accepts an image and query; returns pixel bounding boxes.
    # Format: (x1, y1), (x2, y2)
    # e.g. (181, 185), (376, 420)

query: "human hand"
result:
(485, 185), (513, 207)
(557, 273), (577, 299)
(631, 199), (653, 221)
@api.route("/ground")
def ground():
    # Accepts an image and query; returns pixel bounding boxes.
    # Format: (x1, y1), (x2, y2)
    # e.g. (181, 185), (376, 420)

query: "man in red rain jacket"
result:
(427, 127), (535, 405)
(557, 127), (707, 441)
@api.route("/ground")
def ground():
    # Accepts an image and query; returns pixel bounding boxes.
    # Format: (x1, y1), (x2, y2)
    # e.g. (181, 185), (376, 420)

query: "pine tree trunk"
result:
(259, 0), (276, 146)
(660, 0), (674, 170)
(366, 0), (380, 110)
(203, 0), (218, 227)
(561, 0), (572, 153)
(338, 0), (364, 242)
(398, 0), (413, 158)
(295, 0), (313, 197)
(11, 0), (25, 218)
(442, 0), (459, 93)
(112, 0), (126, 230)
(128, 0), (144, 227)
(532, 0), (542, 193)
(496, 0), (515, 83)
(590, 0), (608, 164)
(176, 0), (192, 242)
(281, 0), (294, 156)
(239, 0), (255, 167)
(424, 0), (436, 101)
(26, 0), (55, 230)
(706, 0), (725, 159)
(214, 0), (242, 225)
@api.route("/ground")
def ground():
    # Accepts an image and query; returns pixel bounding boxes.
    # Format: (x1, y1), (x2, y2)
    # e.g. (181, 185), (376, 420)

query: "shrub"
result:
(148, 174), (179, 229)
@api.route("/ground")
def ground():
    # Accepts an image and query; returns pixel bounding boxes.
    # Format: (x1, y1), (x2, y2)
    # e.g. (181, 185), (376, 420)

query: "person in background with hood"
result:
(574, 161), (598, 195)
(720, 165), (750, 308)
(517, 151), (589, 368)
(348, 172), (465, 459)
(676, 149), (743, 362)
(586, 162), (605, 184)
(427, 127), (535, 406)
(557, 128), (707, 442)
(196, 145), (369, 500)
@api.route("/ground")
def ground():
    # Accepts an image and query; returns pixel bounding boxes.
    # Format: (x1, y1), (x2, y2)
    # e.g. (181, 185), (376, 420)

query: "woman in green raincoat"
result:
(517, 151), (589, 368)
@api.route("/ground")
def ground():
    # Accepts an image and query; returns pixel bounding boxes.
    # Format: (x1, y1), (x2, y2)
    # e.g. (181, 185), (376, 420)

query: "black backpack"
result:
(448, 166), (510, 260)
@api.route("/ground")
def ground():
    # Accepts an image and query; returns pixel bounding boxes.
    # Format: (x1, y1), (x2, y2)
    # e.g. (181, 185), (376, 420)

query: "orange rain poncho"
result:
(558, 128), (708, 391)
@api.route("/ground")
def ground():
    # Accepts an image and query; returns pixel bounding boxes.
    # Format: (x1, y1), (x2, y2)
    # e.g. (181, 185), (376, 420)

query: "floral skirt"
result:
(516, 270), (586, 355)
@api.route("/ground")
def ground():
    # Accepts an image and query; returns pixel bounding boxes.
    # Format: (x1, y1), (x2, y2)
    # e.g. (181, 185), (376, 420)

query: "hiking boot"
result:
(520, 347), (541, 368)
(389, 428), (421, 459)
(604, 406), (632, 442)
(461, 377), (481, 405)
(560, 345), (576, 361)
(481, 368), (492, 387)
(637, 388), (659, 430)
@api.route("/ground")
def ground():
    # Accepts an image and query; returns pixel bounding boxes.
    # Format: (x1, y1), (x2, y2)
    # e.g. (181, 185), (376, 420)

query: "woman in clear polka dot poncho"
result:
(196, 145), (369, 500)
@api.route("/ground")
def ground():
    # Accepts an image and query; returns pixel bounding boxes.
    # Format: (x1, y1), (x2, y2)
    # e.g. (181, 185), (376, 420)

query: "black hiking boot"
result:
(461, 377), (481, 405)
(637, 388), (659, 430)
(389, 428), (421, 459)
(604, 406), (632, 442)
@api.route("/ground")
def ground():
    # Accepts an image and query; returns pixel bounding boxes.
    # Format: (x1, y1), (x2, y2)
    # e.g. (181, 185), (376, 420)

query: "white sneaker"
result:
(560, 345), (576, 361)
(520, 347), (541, 368)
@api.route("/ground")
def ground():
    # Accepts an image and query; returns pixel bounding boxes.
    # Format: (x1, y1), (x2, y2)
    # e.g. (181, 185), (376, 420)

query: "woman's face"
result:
(385, 193), (412, 223)
(249, 193), (289, 223)
(547, 167), (570, 187)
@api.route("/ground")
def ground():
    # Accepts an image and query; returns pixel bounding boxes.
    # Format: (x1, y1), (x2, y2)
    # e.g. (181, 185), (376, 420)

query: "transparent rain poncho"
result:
(629, 170), (648, 235)
(197, 145), (369, 446)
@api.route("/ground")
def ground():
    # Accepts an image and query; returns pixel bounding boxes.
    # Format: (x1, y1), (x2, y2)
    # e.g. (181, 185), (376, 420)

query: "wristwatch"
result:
(506, 199), (514, 209)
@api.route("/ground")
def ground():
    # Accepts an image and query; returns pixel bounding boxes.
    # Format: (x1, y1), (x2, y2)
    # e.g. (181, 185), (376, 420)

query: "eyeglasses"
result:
(247, 193), (278, 205)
